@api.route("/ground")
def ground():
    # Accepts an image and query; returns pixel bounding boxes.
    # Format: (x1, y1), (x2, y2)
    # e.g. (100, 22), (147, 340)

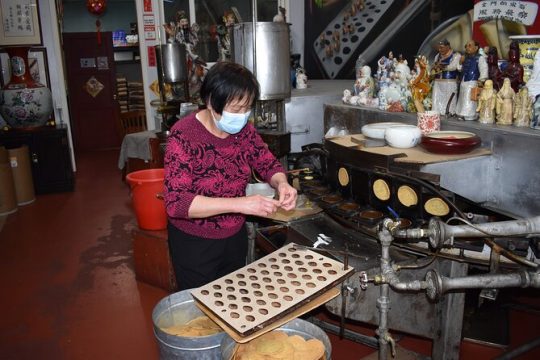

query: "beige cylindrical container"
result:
(0, 146), (18, 215)
(8, 145), (35, 205)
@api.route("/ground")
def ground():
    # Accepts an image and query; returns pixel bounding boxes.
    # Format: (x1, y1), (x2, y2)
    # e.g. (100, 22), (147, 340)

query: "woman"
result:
(164, 62), (297, 290)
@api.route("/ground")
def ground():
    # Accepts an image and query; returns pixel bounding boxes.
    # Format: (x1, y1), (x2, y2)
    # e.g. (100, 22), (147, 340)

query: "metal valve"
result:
(359, 271), (369, 290)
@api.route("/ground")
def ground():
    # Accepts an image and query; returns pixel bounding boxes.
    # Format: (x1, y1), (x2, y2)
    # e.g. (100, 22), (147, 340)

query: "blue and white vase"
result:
(0, 46), (52, 129)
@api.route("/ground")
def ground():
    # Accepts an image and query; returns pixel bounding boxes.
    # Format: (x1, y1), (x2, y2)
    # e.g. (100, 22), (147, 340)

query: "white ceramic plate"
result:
(361, 122), (404, 139)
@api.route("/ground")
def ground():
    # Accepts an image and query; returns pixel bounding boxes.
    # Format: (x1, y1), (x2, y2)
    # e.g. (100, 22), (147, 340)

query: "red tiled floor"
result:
(0, 149), (538, 359)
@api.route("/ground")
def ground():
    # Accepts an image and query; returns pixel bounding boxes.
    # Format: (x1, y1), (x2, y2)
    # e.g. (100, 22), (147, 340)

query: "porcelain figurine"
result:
(431, 39), (461, 115)
(216, 10), (237, 61)
(456, 40), (488, 120)
(391, 62), (412, 108)
(296, 68), (308, 89)
(164, 11), (200, 58)
(496, 78), (516, 125)
(349, 95), (360, 106)
(378, 85), (389, 110)
(354, 65), (375, 102)
(513, 87), (533, 127)
(164, 10), (206, 100)
(342, 89), (361, 106)
(409, 55), (431, 113)
(342, 89), (352, 104)
(273, 6), (286, 22)
(526, 50), (540, 99)
(501, 41), (525, 93)
(397, 54), (408, 67)
(376, 58), (392, 92)
(531, 95), (540, 129)
(382, 52), (397, 74)
(476, 80), (497, 124)
(486, 46), (503, 90)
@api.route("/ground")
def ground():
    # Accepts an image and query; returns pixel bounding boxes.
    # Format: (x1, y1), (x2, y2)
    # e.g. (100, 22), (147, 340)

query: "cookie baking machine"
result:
(254, 105), (540, 359)
(231, 7), (291, 160)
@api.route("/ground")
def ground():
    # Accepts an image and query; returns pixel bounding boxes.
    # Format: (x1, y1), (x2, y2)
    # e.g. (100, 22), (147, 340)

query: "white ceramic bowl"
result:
(245, 183), (275, 198)
(384, 125), (422, 148)
(361, 122), (403, 139)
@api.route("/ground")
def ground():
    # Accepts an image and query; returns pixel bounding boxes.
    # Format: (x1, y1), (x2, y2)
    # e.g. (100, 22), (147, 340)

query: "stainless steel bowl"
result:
(220, 318), (332, 360)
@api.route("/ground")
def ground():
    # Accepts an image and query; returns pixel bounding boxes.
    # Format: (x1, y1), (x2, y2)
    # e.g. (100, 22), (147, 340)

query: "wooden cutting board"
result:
(191, 243), (353, 340)
(195, 286), (340, 343)
(329, 134), (491, 164)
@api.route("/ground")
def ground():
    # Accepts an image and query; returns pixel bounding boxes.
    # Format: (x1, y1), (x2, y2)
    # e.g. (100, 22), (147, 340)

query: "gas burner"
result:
(352, 209), (384, 225)
(302, 180), (324, 188)
(309, 187), (331, 197)
(338, 202), (360, 212)
(321, 194), (343, 204)
(396, 218), (412, 229)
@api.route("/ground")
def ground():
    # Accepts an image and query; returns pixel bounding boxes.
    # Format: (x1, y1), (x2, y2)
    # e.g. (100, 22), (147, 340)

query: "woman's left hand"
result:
(276, 182), (297, 211)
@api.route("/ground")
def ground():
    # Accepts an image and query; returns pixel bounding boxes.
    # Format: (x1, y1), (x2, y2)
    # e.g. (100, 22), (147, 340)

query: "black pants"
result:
(167, 223), (248, 290)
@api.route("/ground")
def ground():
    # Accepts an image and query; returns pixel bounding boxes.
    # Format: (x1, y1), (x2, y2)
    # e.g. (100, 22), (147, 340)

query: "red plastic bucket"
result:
(126, 168), (167, 230)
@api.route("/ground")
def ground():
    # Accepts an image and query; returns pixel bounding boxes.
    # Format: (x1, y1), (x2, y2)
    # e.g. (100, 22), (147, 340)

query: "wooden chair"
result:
(126, 137), (164, 175)
(118, 110), (147, 139)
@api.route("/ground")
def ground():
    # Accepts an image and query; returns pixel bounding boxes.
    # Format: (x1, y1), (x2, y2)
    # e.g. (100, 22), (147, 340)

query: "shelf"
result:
(115, 60), (141, 65)
(113, 45), (140, 52)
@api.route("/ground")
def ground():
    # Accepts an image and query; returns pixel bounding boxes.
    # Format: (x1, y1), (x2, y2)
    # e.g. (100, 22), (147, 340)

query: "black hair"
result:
(438, 39), (450, 46)
(199, 62), (260, 114)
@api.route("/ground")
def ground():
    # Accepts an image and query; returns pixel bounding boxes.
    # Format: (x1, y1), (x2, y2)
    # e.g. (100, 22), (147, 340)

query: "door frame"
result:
(39, 0), (77, 170)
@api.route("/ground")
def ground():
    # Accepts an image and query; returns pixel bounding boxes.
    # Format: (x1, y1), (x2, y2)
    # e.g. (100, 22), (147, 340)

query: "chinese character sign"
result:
(1, 0), (35, 37)
(474, 0), (538, 26)
(0, 0), (41, 45)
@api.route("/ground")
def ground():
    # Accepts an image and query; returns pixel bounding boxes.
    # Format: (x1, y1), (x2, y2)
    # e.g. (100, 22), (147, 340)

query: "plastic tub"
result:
(126, 168), (167, 230)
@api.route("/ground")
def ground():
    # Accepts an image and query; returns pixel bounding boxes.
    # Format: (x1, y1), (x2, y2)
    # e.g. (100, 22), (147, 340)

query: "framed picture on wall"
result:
(0, 47), (50, 88)
(0, 0), (43, 46)
(28, 47), (50, 87)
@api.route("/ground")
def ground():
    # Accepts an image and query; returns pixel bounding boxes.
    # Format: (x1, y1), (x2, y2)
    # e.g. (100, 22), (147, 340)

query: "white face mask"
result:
(212, 110), (251, 134)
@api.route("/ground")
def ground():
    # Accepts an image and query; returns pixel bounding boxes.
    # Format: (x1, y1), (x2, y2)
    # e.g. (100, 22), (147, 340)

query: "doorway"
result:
(60, 0), (143, 151)
(63, 32), (119, 150)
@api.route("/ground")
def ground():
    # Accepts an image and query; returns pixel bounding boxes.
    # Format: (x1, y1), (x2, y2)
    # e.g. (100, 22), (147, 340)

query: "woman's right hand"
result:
(240, 195), (281, 217)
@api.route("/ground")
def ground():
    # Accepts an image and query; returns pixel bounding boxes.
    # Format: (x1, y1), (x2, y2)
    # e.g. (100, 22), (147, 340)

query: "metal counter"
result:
(323, 103), (540, 218)
(285, 80), (350, 152)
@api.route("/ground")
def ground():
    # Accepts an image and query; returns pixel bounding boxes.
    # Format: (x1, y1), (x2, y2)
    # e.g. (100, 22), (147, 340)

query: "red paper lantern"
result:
(86, 0), (107, 16)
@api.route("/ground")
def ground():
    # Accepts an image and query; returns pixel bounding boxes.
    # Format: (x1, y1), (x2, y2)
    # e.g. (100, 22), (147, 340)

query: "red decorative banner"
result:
(148, 46), (156, 67)
(143, 0), (152, 12)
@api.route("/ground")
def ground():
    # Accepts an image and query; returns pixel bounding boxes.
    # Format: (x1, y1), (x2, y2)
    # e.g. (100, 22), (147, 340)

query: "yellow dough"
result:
(424, 198), (450, 216)
(233, 330), (325, 360)
(161, 315), (223, 337)
(373, 179), (390, 201)
(397, 185), (418, 207)
(338, 167), (350, 187)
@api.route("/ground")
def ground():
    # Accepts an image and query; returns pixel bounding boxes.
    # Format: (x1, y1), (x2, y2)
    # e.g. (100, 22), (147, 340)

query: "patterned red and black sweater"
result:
(164, 111), (284, 239)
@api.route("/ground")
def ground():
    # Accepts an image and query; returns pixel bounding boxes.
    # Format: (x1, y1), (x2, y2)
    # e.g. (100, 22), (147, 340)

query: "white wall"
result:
(288, 0), (304, 66)
(135, 0), (162, 131)
(39, 0), (76, 171)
